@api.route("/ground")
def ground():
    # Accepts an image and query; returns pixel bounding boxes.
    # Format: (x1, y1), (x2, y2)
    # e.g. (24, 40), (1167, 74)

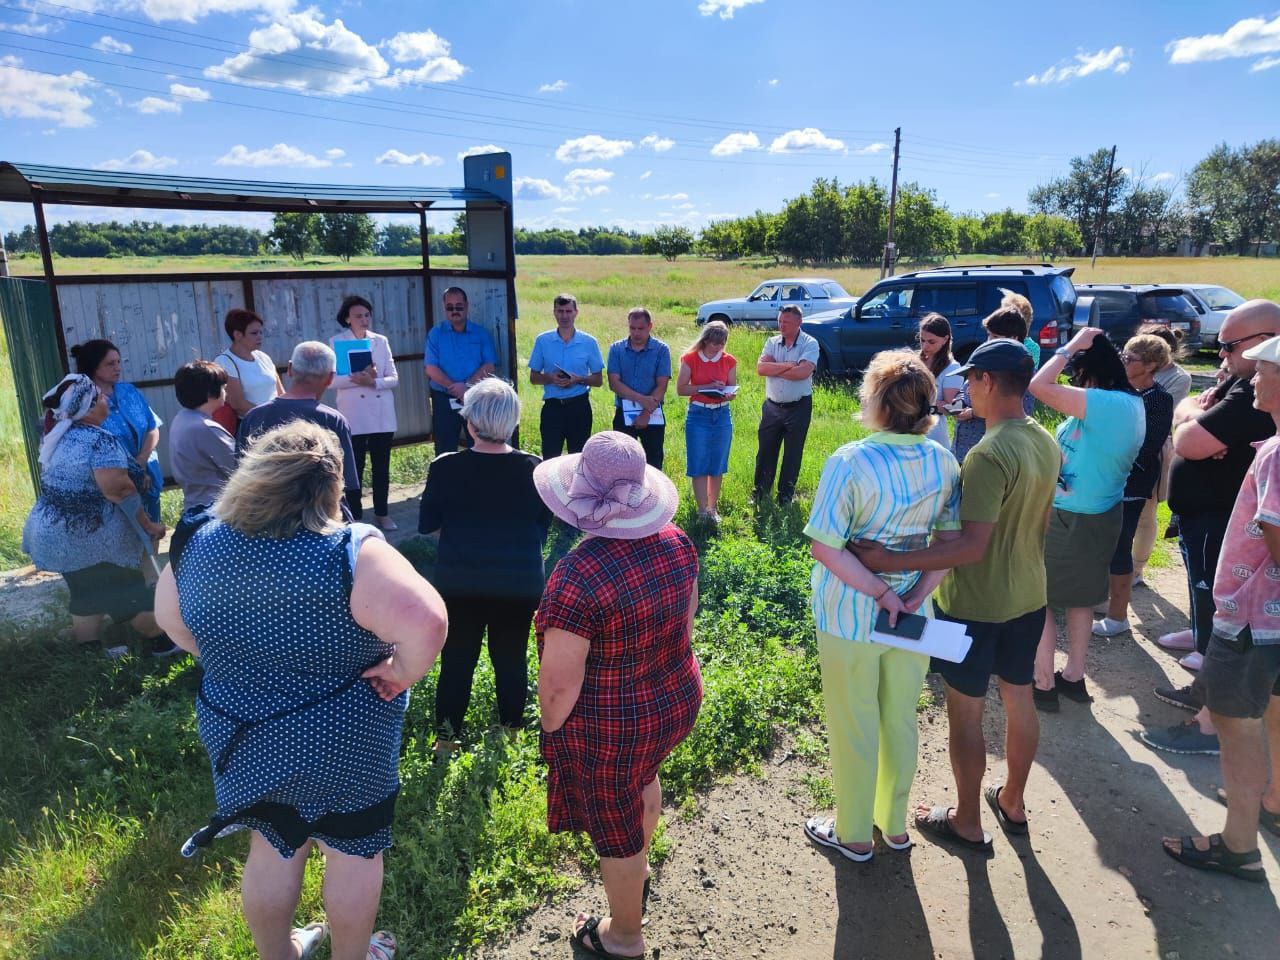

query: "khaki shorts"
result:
(1045, 504), (1123, 609)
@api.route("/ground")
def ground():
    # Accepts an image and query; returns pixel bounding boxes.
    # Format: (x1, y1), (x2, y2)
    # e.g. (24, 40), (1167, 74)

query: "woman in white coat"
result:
(331, 295), (400, 529)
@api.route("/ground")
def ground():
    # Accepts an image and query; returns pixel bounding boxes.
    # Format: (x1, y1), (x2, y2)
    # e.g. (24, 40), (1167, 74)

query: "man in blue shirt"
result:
(528, 293), (603, 458)
(424, 286), (497, 453)
(607, 307), (671, 468)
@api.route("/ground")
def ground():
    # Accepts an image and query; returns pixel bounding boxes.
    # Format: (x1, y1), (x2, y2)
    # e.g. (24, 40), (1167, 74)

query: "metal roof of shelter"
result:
(0, 161), (508, 213)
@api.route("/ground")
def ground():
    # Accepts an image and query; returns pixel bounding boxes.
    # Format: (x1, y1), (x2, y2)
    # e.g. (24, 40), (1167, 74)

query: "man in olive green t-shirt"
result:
(853, 339), (1059, 852)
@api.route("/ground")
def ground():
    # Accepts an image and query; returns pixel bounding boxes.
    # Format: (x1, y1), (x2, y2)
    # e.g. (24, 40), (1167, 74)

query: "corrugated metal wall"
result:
(0, 277), (65, 493)
(51, 272), (510, 477)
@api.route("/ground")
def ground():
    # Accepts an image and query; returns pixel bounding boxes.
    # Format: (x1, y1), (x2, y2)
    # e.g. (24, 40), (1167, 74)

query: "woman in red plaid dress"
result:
(534, 431), (701, 960)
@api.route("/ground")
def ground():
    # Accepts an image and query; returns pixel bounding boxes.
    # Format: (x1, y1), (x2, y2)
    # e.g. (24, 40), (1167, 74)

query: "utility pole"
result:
(1090, 144), (1117, 269)
(881, 127), (901, 279)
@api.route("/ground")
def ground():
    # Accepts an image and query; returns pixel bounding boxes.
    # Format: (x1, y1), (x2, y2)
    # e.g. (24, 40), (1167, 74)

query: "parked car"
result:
(1177, 283), (1245, 349)
(695, 278), (856, 327)
(1071, 284), (1203, 350)
(800, 264), (1077, 376)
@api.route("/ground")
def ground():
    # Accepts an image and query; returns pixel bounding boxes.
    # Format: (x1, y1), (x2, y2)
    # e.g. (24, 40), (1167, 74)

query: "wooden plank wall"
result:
(55, 274), (510, 476)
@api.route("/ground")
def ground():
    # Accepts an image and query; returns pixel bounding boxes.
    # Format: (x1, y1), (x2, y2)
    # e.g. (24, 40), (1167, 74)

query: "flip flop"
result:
(571, 916), (643, 960)
(367, 930), (397, 960)
(914, 805), (994, 854)
(1215, 787), (1280, 839)
(1162, 834), (1267, 883)
(291, 922), (328, 960)
(984, 785), (1029, 836)
(803, 816), (873, 862)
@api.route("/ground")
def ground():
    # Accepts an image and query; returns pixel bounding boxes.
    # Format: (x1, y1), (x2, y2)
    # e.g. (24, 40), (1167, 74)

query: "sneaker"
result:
(1179, 651), (1204, 673)
(1132, 574), (1146, 588)
(1139, 720), (1220, 756)
(150, 635), (183, 658)
(1154, 684), (1201, 712)
(1092, 617), (1131, 637)
(1156, 630), (1195, 652)
(1054, 671), (1094, 703)
(1033, 685), (1059, 712)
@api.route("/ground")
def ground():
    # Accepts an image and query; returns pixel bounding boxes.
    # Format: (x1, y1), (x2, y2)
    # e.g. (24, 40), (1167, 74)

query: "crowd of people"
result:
(18, 283), (1280, 956)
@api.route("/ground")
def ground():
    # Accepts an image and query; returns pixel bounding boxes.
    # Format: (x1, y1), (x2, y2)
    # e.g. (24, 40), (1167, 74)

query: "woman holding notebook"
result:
(676, 320), (737, 525)
(332, 294), (400, 529)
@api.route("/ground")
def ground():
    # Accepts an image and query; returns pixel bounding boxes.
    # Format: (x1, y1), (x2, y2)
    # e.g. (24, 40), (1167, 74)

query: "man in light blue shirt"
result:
(424, 286), (497, 453)
(528, 293), (603, 458)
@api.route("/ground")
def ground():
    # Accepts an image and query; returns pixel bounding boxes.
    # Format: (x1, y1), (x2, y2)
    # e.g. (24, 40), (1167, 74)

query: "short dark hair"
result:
(1068, 335), (1135, 393)
(983, 367), (1034, 397)
(627, 306), (652, 324)
(224, 308), (263, 340)
(336, 295), (373, 329)
(778, 304), (803, 318)
(442, 286), (468, 304)
(983, 306), (1028, 341)
(174, 360), (228, 409)
(69, 339), (119, 378)
(554, 293), (578, 309)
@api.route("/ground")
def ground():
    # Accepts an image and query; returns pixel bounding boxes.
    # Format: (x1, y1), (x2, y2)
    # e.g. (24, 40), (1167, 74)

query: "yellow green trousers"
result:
(816, 631), (929, 843)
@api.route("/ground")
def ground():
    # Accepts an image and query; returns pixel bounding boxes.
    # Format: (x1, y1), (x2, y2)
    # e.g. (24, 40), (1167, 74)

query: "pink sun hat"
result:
(533, 431), (679, 539)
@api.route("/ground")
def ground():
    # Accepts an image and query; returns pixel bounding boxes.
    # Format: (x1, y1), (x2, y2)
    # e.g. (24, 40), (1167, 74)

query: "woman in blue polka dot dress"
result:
(156, 421), (447, 960)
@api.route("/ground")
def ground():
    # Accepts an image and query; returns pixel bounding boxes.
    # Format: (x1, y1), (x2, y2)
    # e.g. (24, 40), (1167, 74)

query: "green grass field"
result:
(1, 252), (1276, 957)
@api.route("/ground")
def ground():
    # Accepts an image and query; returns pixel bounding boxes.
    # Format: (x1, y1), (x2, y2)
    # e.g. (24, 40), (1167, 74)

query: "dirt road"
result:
(489, 564), (1280, 960)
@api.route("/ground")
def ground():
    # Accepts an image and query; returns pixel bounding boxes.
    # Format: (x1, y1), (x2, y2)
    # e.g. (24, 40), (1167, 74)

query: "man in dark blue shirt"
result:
(606, 307), (671, 468)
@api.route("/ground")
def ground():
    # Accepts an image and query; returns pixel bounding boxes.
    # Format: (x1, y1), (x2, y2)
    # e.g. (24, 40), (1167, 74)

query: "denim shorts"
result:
(685, 403), (733, 477)
(1192, 627), (1280, 720)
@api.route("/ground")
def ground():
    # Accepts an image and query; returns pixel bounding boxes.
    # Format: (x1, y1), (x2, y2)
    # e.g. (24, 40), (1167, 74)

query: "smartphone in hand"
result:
(874, 608), (928, 641)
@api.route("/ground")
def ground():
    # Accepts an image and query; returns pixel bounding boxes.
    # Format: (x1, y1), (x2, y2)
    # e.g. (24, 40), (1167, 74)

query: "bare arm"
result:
(539, 627), (590, 732)
(353, 538), (449, 701)
(93, 467), (164, 537)
(1028, 351), (1087, 419)
(465, 362), (495, 384)
(810, 539), (905, 623)
(1173, 420), (1228, 460)
(154, 565), (199, 655)
(137, 428), (159, 465)
(777, 360), (815, 381)
(852, 521), (995, 573)
(223, 377), (252, 416)
(676, 361), (697, 397)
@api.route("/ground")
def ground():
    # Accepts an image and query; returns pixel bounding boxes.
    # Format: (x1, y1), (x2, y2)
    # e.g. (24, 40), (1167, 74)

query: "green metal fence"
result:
(0, 278), (65, 494)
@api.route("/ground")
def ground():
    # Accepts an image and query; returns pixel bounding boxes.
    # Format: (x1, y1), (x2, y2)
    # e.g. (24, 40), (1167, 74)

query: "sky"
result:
(1, 0), (1278, 236)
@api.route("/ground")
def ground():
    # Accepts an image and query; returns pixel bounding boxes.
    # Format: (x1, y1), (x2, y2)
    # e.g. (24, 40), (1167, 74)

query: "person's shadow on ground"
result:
(828, 849), (936, 960)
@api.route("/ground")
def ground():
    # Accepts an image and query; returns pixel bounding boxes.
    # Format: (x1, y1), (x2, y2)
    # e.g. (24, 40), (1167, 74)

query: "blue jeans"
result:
(1176, 510), (1231, 654)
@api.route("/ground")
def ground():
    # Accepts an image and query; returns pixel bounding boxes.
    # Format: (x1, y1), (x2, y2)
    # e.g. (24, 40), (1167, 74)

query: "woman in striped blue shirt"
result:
(802, 351), (962, 862)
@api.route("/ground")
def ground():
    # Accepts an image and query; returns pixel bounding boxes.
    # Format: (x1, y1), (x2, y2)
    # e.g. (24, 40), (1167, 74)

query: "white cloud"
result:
(132, 82), (211, 114)
(215, 142), (334, 168)
(697, 0), (765, 20)
(639, 170), (652, 180)
(1151, 171), (1176, 184)
(539, 79), (568, 93)
(133, 95), (181, 114)
(376, 149), (444, 166)
(96, 149), (177, 171)
(656, 192), (689, 201)
(169, 83), (210, 102)
(768, 127), (845, 154)
(92, 36), (133, 54)
(514, 177), (567, 202)
(767, 77), (779, 86)
(457, 144), (504, 162)
(324, 148), (345, 160)
(985, 192), (1000, 199)
(1251, 55), (1280, 73)
(552, 206), (578, 213)
(710, 131), (760, 156)
(641, 133), (675, 152)
(565, 168), (614, 184)
(674, 202), (696, 210)
(1167, 15), (1280, 67)
(127, 0), (297, 23)
(1020, 46), (1131, 85)
(0, 57), (95, 128)
(0, 18), (52, 36)
(555, 134), (634, 163)
(856, 142), (889, 155)
(206, 12), (389, 96)
(379, 29), (465, 87)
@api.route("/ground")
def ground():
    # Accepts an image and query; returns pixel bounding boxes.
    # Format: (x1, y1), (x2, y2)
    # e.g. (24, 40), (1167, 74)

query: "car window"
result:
(861, 285), (915, 318)
(1091, 291), (1135, 323)
(779, 284), (810, 302)
(914, 284), (978, 317)
(1050, 275), (1077, 314)
(1141, 294), (1197, 320)
(1198, 286), (1245, 311)
(989, 280), (1029, 312)
(750, 284), (779, 301)
(822, 282), (851, 299)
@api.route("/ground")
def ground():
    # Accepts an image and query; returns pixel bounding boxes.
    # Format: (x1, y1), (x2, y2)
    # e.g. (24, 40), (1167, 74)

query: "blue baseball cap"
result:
(956, 339), (1034, 376)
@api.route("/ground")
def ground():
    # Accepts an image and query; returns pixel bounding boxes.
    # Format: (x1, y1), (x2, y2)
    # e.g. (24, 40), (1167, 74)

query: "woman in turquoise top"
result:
(802, 351), (961, 862)
(72, 339), (164, 523)
(1028, 328), (1144, 711)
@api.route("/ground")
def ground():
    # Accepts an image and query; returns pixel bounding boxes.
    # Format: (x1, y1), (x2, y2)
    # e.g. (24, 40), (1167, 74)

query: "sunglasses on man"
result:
(1220, 331), (1277, 354)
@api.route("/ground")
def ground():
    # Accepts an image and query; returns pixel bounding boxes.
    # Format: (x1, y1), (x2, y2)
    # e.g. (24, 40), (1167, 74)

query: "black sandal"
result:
(914, 805), (993, 854)
(1215, 787), (1280, 839)
(985, 785), (1029, 835)
(571, 916), (644, 960)
(1163, 833), (1267, 883)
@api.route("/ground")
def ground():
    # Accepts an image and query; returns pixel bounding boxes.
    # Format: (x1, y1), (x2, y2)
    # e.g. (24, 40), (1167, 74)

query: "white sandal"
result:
(368, 929), (397, 960)
(878, 828), (913, 851)
(291, 922), (328, 959)
(803, 816), (873, 862)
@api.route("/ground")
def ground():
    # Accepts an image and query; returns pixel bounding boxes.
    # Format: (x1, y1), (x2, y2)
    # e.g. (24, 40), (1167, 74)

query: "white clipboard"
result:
(621, 399), (664, 426)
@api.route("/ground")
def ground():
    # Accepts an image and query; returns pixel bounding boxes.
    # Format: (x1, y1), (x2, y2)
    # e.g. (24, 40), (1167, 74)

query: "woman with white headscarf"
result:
(22, 374), (174, 658)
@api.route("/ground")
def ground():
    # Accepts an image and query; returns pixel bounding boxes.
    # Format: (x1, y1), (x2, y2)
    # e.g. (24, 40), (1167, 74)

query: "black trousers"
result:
(540, 394), (593, 459)
(611, 407), (665, 469)
(1177, 509), (1232, 654)
(430, 390), (472, 456)
(434, 593), (538, 737)
(349, 431), (393, 519)
(753, 395), (813, 501)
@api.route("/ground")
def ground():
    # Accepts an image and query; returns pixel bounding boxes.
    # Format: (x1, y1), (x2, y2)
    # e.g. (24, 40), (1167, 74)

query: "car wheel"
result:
(710, 313), (731, 326)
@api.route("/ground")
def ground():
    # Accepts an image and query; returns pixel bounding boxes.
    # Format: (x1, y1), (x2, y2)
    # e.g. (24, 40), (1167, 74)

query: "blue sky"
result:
(1, 0), (1278, 236)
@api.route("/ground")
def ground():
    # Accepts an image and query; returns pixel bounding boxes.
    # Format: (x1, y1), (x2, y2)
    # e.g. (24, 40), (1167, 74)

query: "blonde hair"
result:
(215, 420), (344, 539)
(999, 288), (1033, 324)
(860, 349), (937, 435)
(688, 319), (729, 354)
(1124, 333), (1172, 371)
